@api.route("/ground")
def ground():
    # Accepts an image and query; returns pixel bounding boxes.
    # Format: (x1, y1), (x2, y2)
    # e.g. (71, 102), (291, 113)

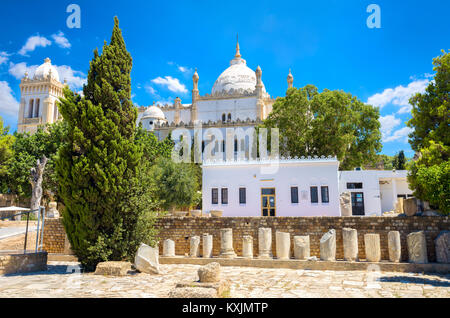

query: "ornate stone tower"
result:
(255, 65), (264, 120)
(287, 69), (294, 89)
(174, 97), (182, 124)
(17, 58), (66, 134)
(191, 68), (199, 122)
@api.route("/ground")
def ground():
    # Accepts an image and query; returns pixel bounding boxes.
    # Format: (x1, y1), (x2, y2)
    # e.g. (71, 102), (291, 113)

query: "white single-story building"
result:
(202, 158), (413, 217)
(338, 170), (413, 216)
(202, 157), (341, 217)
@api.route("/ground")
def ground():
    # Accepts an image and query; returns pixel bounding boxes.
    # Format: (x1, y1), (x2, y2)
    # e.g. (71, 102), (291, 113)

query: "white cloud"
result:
(155, 97), (174, 106)
(0, 52), (9, 65)
(367, 79), (429, 110)
(8, 62), (38, 79)
(18, 35), (52, 56)
(178, 66), (192, 74)
(0, 81), (20, 117)
(151, 76), (187, 93)
(145, 85), (157, 95)
(379, 114), (413, 143)
(379, 114), (401, 141)
(397, 105), (412, 114)
(55, 65), (86, 88)
(8, 62), (86, 89)
(383, 127), (413, 143)
(51, 31), (71, 49)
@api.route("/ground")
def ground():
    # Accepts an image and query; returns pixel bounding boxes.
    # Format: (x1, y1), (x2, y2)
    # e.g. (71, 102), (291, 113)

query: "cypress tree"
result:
(56, 17), (142, 270)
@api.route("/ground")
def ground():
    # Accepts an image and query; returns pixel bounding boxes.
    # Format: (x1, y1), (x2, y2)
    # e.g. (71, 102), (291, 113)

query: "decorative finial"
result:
(287, 68), (294, 88)
(44, 57), (51, 63)
(193, 67), (199, 81)
(235, 33), (241, 58)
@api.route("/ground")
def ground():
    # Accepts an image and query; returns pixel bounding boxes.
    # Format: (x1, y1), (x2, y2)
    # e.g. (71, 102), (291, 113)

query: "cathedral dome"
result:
(142, 105), (165, 120)
(34, 58), (60, 82)
(211, 42), (267, 95)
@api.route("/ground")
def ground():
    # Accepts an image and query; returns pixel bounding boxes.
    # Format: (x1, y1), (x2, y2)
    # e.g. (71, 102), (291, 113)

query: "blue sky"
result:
(0, 0), (448, 157)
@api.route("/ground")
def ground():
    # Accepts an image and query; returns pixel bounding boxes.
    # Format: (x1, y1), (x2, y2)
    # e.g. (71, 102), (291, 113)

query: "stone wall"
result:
(0, 251), (47, 275)
(42, 216), (449, 262)
(155, 216), (449, 262)
(43, 218), (72, 254)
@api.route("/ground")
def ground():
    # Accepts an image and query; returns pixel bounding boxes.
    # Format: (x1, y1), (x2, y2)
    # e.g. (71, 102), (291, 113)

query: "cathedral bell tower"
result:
(17, 58), (66, 134)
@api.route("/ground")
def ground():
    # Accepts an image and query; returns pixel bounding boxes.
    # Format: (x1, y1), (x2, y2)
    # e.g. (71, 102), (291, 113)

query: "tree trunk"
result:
(30, 156), (48, 218)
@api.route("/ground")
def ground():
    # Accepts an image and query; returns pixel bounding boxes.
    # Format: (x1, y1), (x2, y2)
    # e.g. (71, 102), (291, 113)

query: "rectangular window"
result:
(310, 186), (318, 203)
(347, 182), (363, 189)
(212, 188), (218, 205)
(239, 188), (246, 204)
(291, 187), (299, 204)
(321, 186), (329, 203)
(221, 188), (228, 204)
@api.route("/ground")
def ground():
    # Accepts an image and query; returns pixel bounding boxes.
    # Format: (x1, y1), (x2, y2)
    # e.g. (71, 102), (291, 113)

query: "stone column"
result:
(340, 192), (352, 217)
(163, 239), (175, 257)
(293, 236), (310, 260)
(242, 236), (253, 259)
(435, 231), (450, 264)
(258, 228), (273, 259)
(388, 231), (401, 262)
(391, 179), (397, 212)
(202, 233), (213, 258)
(364, 234), (381, 262)
(320, 229), (336, 261)
(219, 228), (236, 258)
(342, 228), (358, 261)
(276, 231), (291, 260)
(189, 236), (200, 258)
(407, 231), (428, 264)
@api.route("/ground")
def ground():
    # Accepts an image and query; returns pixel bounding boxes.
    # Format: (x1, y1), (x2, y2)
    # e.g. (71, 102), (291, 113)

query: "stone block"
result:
(202, 234), (213, 258)
(276, 231), (291, 260)
(407, 231), (428, 264)
(198, 262), (221, 283)
(258, 227), (273, 259)
(135, 243), (160, 274)
(94, 261), (131, 276)
(435, 231), (450, 263)
(364, 234), (381, 262)
(190, 236), (200, 257)
(242, 236), (253, 259)
(293, 236), (310, 260)
(320, 229), (336, 261)
(388, 231), (401, 263)
(342, 228), (358, 261)
(163, 239), (175, 257)
(404, 198), (418, 216)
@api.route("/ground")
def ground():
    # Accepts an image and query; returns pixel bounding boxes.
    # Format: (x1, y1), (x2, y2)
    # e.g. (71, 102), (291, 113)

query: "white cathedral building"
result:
(17, 58), (66, 134)
(15, 42), (412, 217)
(136, 40), (290, 141)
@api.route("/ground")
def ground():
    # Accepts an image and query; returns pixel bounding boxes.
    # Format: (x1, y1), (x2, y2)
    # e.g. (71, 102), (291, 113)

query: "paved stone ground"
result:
(0, 227), (37, 240)
(0, 233), (37, 251)
(0, 261), (449, 298)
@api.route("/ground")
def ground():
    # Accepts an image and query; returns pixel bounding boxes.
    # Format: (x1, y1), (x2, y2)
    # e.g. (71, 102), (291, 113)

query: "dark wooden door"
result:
(351, 192), (365, 215)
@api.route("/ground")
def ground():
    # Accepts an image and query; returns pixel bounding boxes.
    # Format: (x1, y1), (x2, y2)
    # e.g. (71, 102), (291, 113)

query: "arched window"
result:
(228, 113), (231, 121)
(34, 99), (40, 118)
(28, 99), (34, 118)
(222, 114), (226, 122)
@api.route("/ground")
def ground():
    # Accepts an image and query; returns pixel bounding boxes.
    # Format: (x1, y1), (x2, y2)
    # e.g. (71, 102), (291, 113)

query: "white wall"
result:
(197, 97), (258, 123)
(202, 159), (341, 217)
(338, 170), (413, 215)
